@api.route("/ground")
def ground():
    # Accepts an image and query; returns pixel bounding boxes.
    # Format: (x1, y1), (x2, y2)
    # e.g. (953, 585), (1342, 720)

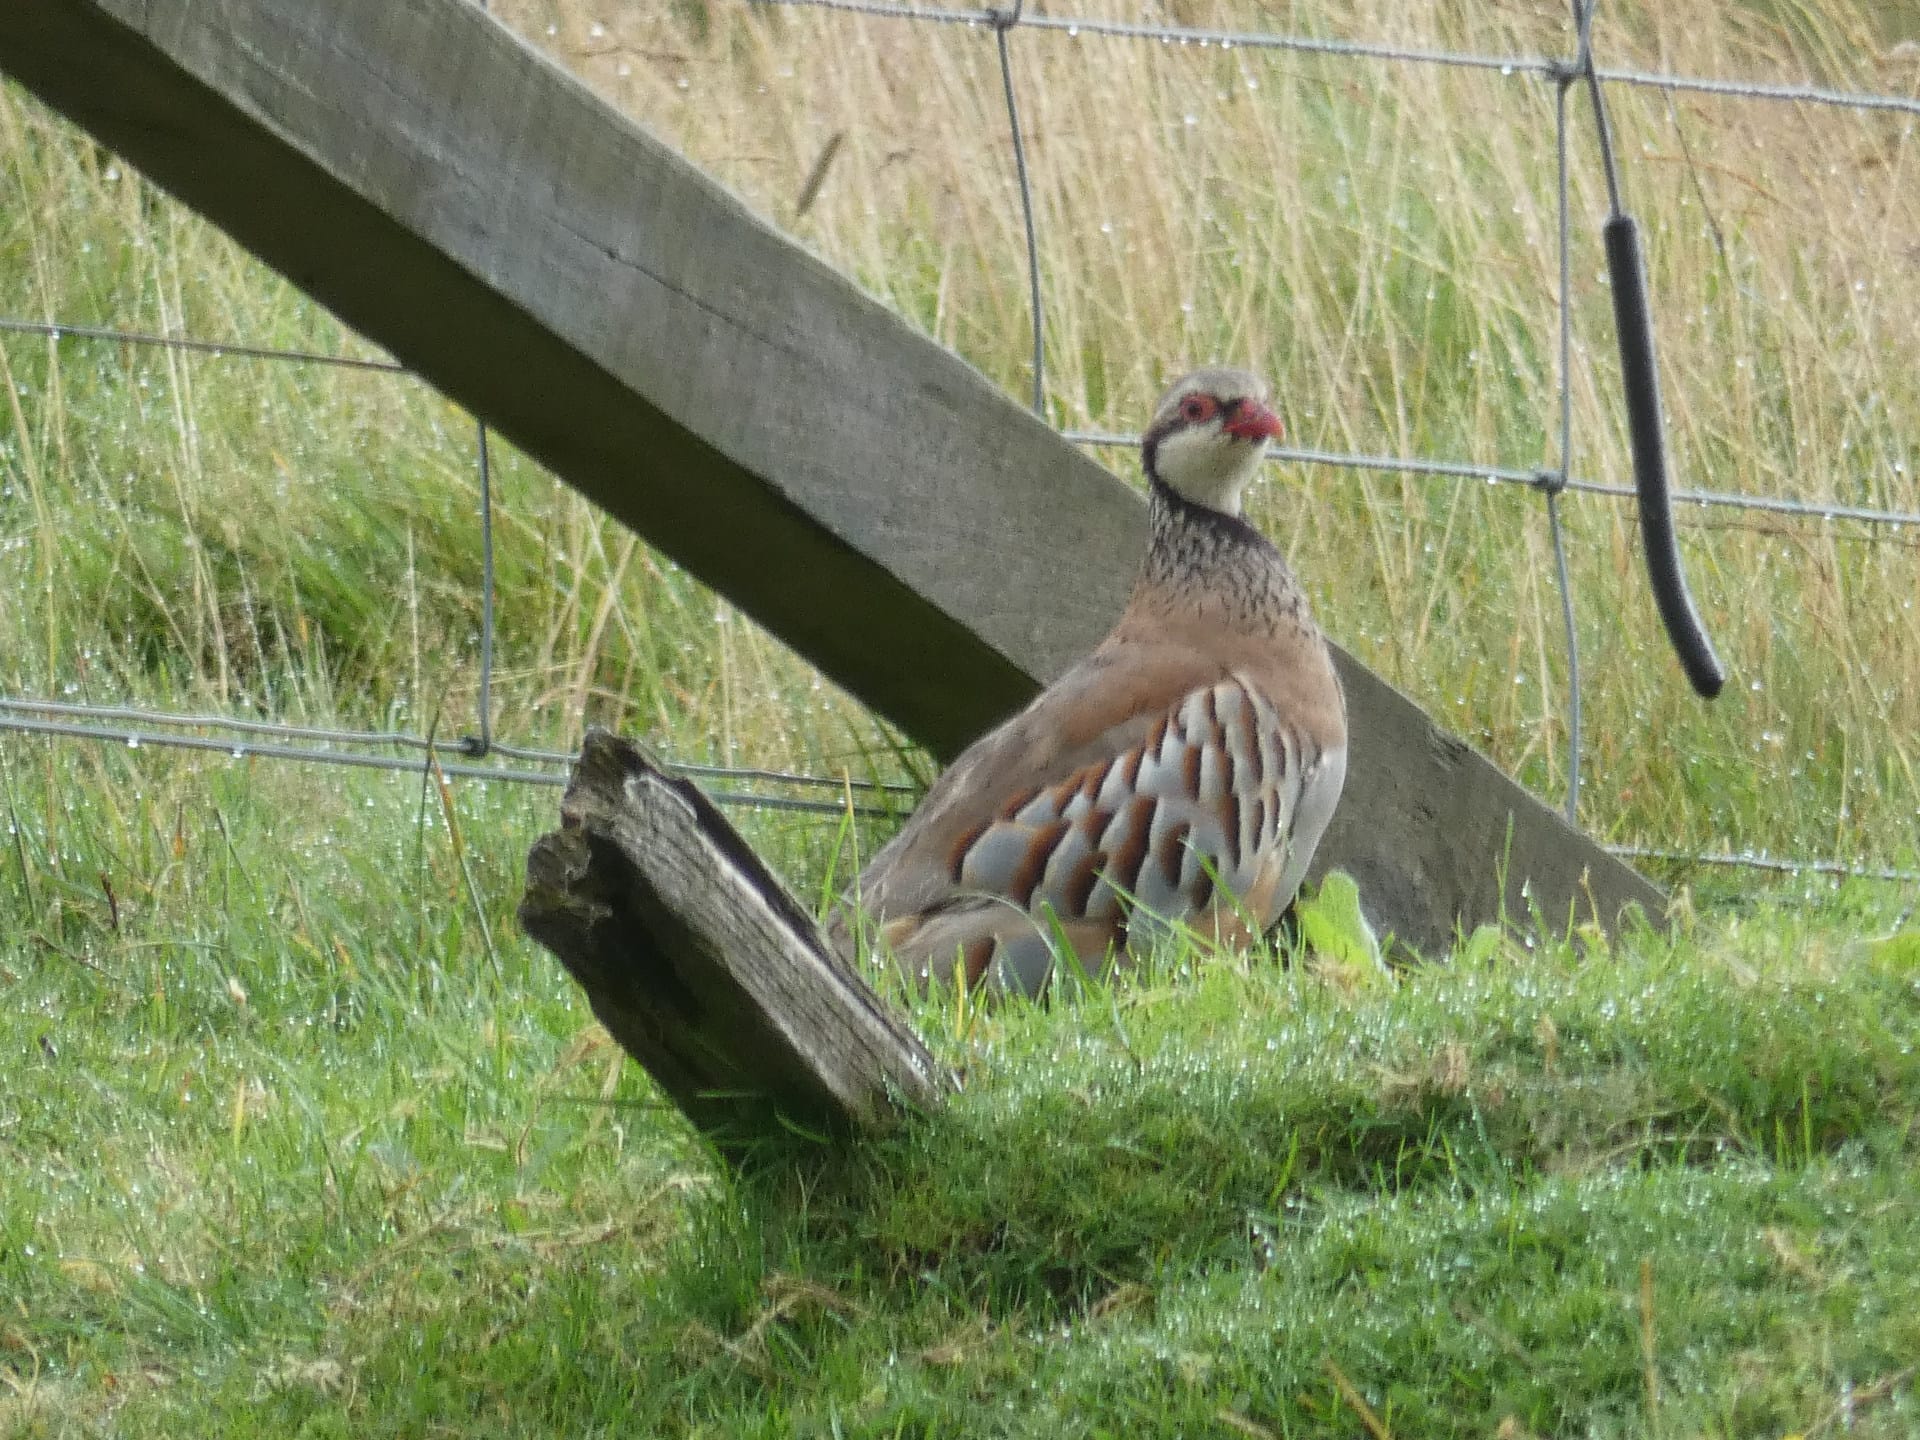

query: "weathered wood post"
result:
(519, 732), (946, 1137)
(522, 737), (948, 1144)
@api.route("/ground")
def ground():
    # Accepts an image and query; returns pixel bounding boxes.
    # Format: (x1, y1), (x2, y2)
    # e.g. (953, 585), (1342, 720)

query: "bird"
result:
(832, 367), (1347, 997)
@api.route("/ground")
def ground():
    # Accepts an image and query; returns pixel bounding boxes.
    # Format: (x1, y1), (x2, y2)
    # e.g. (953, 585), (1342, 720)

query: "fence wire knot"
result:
(1554, 0), (1597, 91)
(1532, 467), (1570, 497)
(987, 0), (1022, 29)
(1544, 57), (1584, 90)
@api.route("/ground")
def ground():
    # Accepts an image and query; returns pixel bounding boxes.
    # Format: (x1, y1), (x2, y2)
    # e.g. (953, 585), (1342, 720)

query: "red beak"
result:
(1224, 401), (1283, 442)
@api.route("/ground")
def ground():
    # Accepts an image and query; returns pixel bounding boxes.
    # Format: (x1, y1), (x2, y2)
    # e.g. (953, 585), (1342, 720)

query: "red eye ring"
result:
(1180, 395), (1214, 423)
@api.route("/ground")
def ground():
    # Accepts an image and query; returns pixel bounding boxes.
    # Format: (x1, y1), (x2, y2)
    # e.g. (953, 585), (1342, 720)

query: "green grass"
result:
(3, 740), (1918, 1435)
(5, 0), (1920, 1432)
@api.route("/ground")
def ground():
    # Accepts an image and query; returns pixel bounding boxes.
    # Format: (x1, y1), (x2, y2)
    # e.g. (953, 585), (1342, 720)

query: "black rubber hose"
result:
(1604, 213), (1726, 699)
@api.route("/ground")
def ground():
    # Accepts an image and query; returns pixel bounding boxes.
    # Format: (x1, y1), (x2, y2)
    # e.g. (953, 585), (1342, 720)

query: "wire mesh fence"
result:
(1, 0), (1917, 888)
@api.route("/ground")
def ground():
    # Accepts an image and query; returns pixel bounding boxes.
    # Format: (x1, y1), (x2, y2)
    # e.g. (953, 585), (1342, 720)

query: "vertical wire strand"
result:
(470, 418), (497, 757)
(1573, 0), (1626, 218)
(1545, 494), (1582, 824)
(1549, 64), (1583, 825)
(470, 0), (497, 759)
(992, 3), (1046, 415)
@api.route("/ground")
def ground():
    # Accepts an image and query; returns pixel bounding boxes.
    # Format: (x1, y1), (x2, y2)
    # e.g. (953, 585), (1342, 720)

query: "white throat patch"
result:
(1153, 422), (1266, 515)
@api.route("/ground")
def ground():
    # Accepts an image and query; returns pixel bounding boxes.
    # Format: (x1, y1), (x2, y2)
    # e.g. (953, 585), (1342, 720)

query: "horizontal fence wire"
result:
(1610, 846), (1920, 885)
(3, 702), (1906, 884)
(0, 699), (910, 818)
(747, 0), (1920, 116)
(4, 318), (1913, 531)
(1061, 433), (1920, 530)
(0, 316), (406, 371)
(3, 2), (1916, 891)
(0, 696), (915, 791)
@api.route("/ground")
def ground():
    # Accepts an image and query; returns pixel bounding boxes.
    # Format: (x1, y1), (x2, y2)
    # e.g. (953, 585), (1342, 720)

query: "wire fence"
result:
(2, 0), (1917, 888)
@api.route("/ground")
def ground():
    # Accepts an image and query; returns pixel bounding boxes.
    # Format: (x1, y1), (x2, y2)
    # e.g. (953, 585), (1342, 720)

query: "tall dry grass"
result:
(0, 0), (1916, 877)
(493, 0), (1920, 865)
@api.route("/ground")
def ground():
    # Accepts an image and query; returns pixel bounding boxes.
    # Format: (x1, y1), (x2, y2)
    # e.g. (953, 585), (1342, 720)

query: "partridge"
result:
(836, 367), (1347, 996)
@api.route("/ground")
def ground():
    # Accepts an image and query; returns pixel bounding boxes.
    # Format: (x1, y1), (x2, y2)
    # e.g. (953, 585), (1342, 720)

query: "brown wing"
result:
(849, 663), (1344, 996)
(842, 638), (1219, 930)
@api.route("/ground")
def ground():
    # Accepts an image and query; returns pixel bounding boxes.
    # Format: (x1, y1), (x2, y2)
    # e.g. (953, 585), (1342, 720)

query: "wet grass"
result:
(2, 740), (1917, 1434)
(4, 0), (1920, 1433)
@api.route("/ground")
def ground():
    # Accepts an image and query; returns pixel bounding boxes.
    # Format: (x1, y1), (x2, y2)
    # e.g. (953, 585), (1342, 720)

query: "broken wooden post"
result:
(0, 0), (1664, 955)
(519, 730), (946, 1138)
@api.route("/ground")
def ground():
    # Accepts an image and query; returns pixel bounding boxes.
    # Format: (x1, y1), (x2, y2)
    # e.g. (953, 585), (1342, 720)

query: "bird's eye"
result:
(1180, 395), (1214, 423)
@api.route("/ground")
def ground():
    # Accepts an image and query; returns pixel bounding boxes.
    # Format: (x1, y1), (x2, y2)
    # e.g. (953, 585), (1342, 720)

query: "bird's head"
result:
(1140, 367), (1283, 516)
